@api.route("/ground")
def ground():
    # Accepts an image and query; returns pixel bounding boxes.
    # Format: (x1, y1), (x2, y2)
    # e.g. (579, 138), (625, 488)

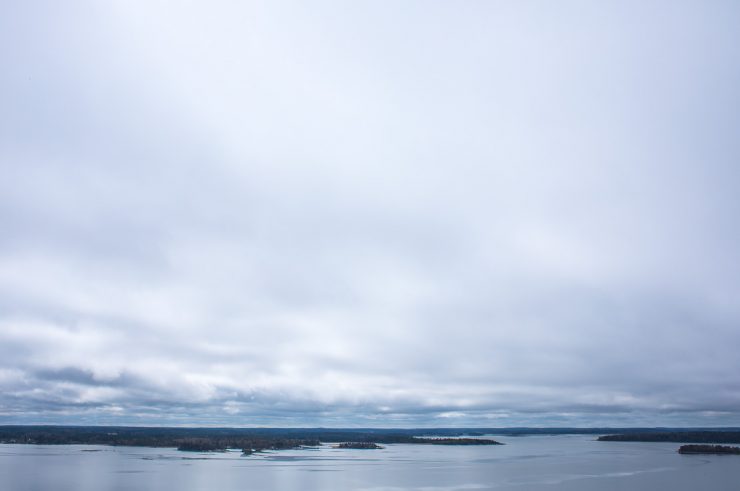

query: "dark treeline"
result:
(4, 426), (740, 450)
(0, 426), (322, 449)
(336, 442), (383, 449)
(598, 431), (740, 443)
(5, 426), (738, 444)
(178, 436), (501, 451)
(0, 427), (326, 450)
(177, 437), (320, 452)
(413, 438), (501, 445)
(0, 426), (501, 449)
(678, 444), (740, 455)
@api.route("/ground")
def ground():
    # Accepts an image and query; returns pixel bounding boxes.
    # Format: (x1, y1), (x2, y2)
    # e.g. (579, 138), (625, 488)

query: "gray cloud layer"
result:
(1, 0), (740, 426)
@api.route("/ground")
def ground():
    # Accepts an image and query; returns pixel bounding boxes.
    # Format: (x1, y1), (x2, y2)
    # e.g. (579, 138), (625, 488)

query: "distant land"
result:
(598, 431), (740, 444)
(336, 442), (384, 449)
(678, 444), (740, 455)
(3, 426), (740, 453)
(0, 426), (501, 452)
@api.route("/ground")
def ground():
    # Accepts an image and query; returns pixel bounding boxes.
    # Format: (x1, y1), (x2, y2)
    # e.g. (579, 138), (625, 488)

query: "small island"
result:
(678, 445), (740, 455)
(411, 438), (502, 445)
(336, 442), (383, 449)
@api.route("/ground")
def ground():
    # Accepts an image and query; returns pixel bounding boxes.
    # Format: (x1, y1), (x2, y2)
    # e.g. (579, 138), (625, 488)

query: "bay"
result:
(1, 435), (739, 490)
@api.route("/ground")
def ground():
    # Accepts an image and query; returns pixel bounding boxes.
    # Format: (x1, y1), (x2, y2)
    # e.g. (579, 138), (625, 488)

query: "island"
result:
(176, 437), (319, 453)
(336, 442), (383, 449)
(411, 438), (501, 445)
(678, 444), (740, 455)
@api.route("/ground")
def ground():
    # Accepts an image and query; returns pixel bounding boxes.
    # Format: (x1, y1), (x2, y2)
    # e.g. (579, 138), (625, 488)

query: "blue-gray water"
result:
(2, 435), (739, 490)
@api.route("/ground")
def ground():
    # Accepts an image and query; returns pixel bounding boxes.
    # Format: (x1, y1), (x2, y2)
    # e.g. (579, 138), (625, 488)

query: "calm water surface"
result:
(1, 435), (739, 490)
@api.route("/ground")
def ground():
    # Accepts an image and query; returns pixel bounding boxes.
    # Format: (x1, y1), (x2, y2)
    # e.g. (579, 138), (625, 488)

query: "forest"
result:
(678, 444), (740, 454)
(598, 431), (740, 443)
(0, 426), (500, 451)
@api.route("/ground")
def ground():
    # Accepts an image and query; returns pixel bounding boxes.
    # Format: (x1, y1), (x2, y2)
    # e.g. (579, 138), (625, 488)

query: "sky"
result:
(1, 0), (740, 427)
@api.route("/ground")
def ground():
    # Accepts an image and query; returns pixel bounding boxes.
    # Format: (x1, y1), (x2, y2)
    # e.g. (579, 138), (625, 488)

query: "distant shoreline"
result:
(598, 431), (740, 444)
(0, 426), (503, 451)
(678, 444), (740, 455)
(4, 426), (740, 451)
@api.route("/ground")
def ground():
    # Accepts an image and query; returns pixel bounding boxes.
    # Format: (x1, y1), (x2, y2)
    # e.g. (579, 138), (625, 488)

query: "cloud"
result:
(1, 0), (740, 426)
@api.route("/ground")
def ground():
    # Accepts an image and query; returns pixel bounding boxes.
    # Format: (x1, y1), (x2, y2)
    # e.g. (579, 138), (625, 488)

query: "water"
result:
(1, 435), (739, 490)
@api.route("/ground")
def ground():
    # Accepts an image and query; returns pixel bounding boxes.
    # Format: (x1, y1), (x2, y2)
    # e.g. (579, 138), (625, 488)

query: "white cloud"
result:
(1, 0), (740, 426)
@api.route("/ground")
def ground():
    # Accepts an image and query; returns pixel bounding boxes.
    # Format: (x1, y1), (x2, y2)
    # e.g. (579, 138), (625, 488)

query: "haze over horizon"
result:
(2, 1), (740, 427)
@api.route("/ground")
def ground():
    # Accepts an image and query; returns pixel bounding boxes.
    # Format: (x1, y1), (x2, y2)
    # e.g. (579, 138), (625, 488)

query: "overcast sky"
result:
(1, 1), (740, 427)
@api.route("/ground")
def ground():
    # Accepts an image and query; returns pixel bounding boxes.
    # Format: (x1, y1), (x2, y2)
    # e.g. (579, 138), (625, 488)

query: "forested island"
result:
(0, 426), (500, 452)
(177, 437), (319, 453)
(334, 438), (501, 447)
(336, 442), (383, 449)
(412, 438), (501, 445)
(598, 431), (740, 444)
(678, 444), (740, 455)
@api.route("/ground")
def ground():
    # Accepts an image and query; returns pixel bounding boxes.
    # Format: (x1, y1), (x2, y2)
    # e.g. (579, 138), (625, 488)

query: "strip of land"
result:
(0, 426), (501, 452)
(678, 444), (740, 455)
(5, 426), (740, 452)
(597, 431), (740, 444)
(336, 442), (383, 449)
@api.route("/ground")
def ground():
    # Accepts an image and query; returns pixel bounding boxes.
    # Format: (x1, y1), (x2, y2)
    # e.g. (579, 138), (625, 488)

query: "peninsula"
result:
(598, 431), (740, 444)
(678, 444), (740, 455)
